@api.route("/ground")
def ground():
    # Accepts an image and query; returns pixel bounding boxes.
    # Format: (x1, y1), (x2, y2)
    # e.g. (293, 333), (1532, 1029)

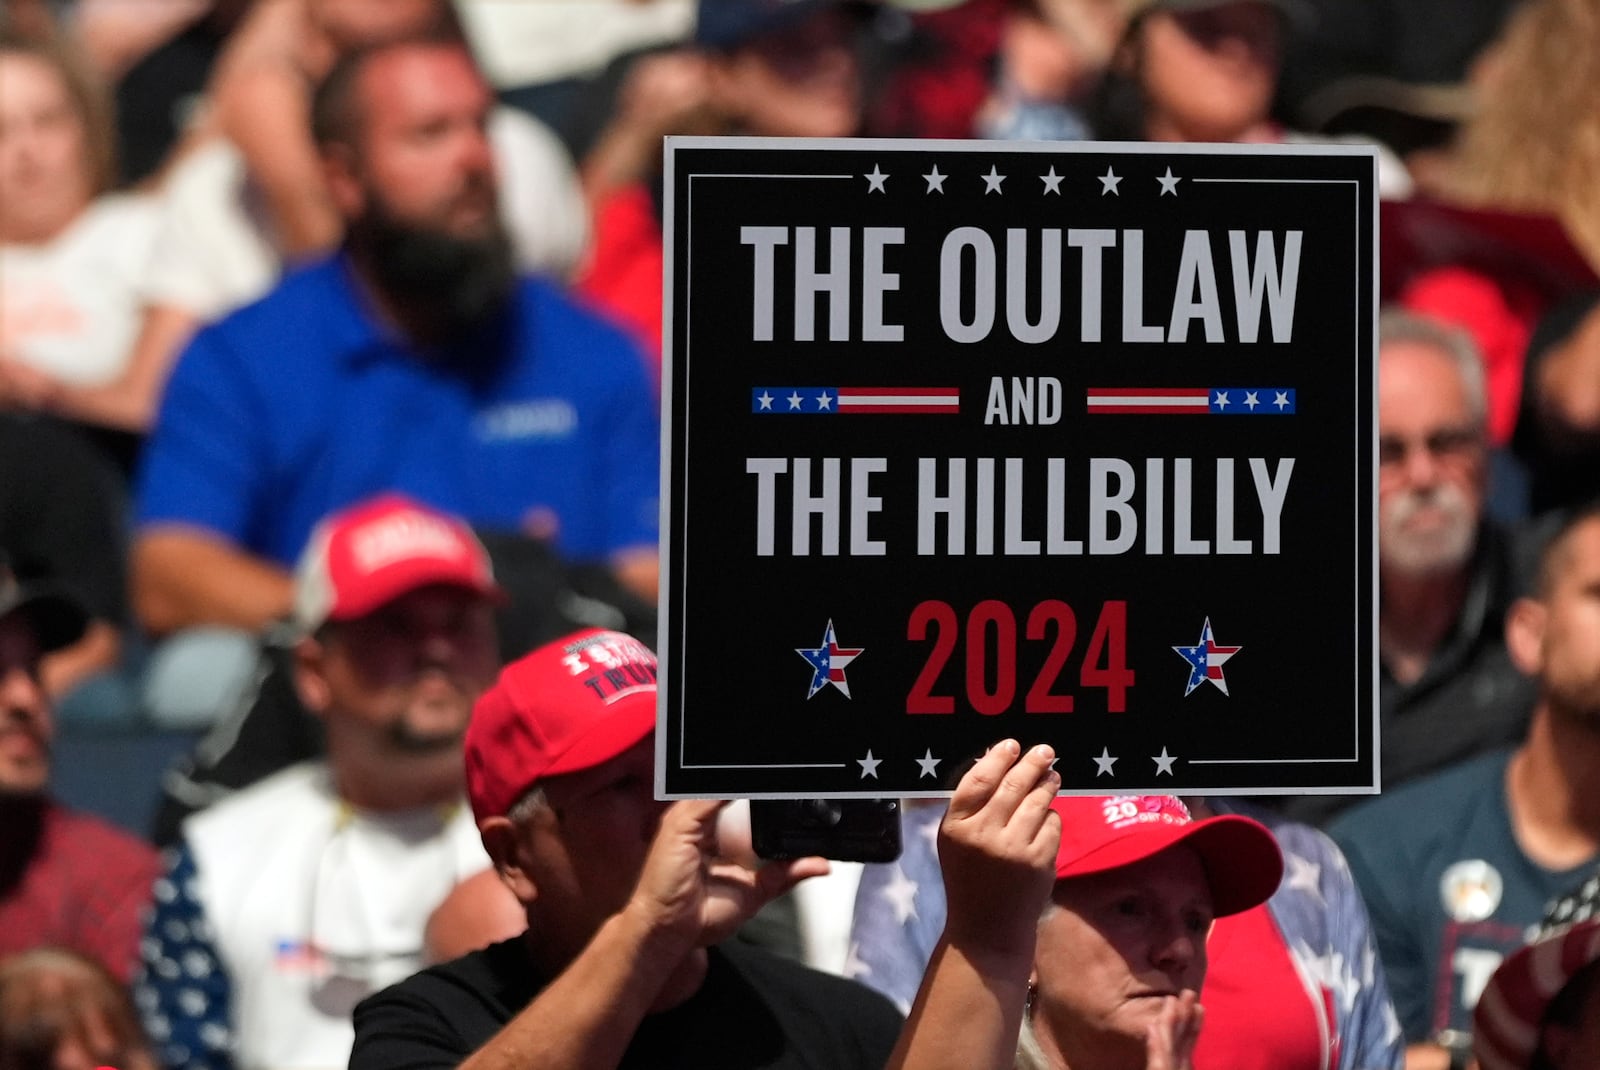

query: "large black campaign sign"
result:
(658, 138), (1377, 799)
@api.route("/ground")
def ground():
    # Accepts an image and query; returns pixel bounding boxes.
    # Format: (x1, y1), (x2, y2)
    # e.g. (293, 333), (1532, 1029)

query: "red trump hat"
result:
(293, 494), (504, 632)
(465, 628), (658, 823)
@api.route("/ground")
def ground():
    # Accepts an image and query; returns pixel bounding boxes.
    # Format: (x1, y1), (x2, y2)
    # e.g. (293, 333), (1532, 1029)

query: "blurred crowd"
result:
(3, 0), (1600, 1068)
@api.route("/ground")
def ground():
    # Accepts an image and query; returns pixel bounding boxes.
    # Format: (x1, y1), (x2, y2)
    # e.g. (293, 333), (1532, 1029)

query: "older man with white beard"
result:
(1280, 310), (1536, 825)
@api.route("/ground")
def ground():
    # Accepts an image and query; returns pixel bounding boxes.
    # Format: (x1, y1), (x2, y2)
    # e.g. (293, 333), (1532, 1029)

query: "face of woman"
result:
(0, 52), (94, 244)
(1030, 845), (1214, 1068)
(1135, 2), (1282, 143)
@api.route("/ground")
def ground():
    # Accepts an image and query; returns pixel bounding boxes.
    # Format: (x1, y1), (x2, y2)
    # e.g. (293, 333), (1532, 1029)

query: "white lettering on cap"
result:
(351, 514), (465, 573)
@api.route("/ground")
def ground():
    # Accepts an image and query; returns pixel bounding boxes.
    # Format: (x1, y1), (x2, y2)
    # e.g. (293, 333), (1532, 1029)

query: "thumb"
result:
(754, 856), (831, 902)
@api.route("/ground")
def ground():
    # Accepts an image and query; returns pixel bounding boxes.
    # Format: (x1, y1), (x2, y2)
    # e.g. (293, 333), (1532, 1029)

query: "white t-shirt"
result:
(143, 106), (589, 323)
(183, 762), (488, 1070)
(456, 0), (693, 87)
(0, 193), (162, 383)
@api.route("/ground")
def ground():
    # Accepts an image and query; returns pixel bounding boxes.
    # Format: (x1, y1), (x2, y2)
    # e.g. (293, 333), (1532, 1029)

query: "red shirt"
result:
(0, 799), (162, 982)
(1197, 903), (1329, 1070)
(576, 183), (665, 384)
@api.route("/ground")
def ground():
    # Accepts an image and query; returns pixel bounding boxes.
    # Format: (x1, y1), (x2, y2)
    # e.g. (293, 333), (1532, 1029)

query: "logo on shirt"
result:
(476, 399), (578, 442)
(1440, 860), (1504, 923)
(273, 939), (328, 975)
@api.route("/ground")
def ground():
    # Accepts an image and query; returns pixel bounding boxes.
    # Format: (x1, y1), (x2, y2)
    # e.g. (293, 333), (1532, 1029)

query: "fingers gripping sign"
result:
(886, 741), (1062, 1070)
(939, 740), (1062, 956)
(630, 799), (830, 951)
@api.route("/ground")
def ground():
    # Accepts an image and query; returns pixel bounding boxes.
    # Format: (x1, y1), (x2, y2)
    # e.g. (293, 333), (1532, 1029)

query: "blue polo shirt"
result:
(136, 255), (659, 566)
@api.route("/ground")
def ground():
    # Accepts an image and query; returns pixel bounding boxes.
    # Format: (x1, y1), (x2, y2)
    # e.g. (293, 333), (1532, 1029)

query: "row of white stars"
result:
(866, 164), (1181, 198)
(1214, 389), (1293, 410)
(757, 390), (828, 410)
(855, 745), (1179, 778)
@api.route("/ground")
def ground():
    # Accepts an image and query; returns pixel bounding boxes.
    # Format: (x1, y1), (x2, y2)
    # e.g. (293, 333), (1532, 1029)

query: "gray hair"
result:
(1015, 1017), (1051, 1070)
(505, 786), (550, 828)
(1378, 308), (1489, 429)
(1013, 901), (1061, 1070)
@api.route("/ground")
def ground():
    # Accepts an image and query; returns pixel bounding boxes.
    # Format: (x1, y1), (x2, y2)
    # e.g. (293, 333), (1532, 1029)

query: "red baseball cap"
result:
(292, 494), (504, 632)
(465, 628), (658, 824)
(1049, 795), (1283, 917)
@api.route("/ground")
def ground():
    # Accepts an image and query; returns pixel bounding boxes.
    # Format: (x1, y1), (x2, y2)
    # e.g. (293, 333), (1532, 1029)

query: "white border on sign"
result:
(657, 137), (1380, 798)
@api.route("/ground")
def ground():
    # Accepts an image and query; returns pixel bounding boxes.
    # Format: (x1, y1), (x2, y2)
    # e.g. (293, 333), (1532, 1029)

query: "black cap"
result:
(0, 551), (89, 655)
(694, 0), (850, 51)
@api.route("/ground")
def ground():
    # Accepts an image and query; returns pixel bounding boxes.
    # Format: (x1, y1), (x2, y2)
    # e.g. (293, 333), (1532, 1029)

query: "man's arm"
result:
(133, 319), (285, 636)
(609, 547), (659, 605)
(132, 526), (293, 635)
(355, 800), (824, 1070)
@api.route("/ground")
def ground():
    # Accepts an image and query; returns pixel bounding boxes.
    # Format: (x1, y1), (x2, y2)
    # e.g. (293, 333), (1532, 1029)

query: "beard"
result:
(1379, 482), (1478, 577)
(1544, 666), (1600, 734)
(379, 668), (478, 754)
(384, 715), (468, 754)
(348, 184), (516, 337)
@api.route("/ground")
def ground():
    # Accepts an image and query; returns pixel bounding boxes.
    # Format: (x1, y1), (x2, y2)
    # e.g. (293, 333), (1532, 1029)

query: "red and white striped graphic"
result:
(1086, 387), (1211, 414)
(836, 387), (960, 414)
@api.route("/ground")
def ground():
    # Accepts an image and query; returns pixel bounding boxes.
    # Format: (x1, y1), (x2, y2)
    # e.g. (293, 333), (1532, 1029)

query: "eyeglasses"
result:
(1377, 427), (1483, 470)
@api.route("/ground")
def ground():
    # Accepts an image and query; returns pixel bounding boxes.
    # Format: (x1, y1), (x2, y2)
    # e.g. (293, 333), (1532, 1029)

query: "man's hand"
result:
(628, 799), (828, 951)
(938, 740), (1061, 958)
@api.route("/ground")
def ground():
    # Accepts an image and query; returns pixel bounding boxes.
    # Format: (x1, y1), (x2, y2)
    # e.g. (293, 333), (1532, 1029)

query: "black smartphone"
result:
(748, 798), (903, 863)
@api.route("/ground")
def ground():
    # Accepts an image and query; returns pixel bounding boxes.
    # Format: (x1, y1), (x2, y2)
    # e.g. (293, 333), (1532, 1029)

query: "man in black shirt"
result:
(349, 627), (903, 1069)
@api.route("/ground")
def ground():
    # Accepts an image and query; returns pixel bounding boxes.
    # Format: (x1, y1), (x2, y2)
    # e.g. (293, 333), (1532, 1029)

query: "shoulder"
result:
(79, 193), (162, 244)
(512, 278), (651, 379)
(1328, 750), (1512, 857)
(161, 138), (247, 198)
(45, 803), (160, 878)
(716, 941), (903, 1028)
(183, 762), (330, 845)
(369, 941), (515, 1005)
(212, 255), (346, 328)
(487, 106), (573, 173)
(354, 939), (531, 1046)
(173, 256), (346, 370)
(516, 277), (633, 343)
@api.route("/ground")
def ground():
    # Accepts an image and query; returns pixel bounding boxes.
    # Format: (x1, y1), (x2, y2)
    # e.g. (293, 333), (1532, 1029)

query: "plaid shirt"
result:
(0, 798), (161, 982)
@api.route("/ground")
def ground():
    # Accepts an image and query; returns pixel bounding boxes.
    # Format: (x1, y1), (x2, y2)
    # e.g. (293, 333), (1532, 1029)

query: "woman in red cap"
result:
(886, 740), (1283, 1070)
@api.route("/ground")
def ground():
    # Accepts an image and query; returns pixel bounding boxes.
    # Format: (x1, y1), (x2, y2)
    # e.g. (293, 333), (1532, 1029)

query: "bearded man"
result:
(1330, 502), (1600, 1070)
(129, 28), (659, 726)
(1280, 310), (1536, 824)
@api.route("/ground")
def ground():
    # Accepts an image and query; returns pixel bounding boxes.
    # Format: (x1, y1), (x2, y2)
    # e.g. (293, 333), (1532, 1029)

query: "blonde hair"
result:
(1015, 1017), (1053, 1070)
(0, 27), (119, 196)
(0, 947), (155, 1070)
(1014, 901), (1059, 1070)
(1441, 0), (1600, 268)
